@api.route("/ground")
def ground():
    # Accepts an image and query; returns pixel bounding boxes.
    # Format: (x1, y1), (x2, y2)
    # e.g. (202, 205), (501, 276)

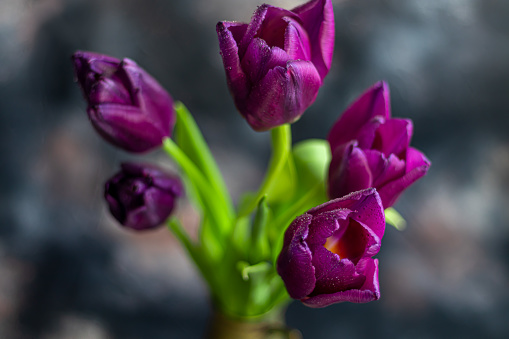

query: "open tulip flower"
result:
(72, 51), (175, 153)
(217, 0), (335, 131)
(277, 189), (385, 307)
(327, 81), (431, 208)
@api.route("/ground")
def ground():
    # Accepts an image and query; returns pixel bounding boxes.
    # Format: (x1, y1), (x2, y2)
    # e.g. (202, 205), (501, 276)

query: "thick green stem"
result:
(238, 125), (292, 217)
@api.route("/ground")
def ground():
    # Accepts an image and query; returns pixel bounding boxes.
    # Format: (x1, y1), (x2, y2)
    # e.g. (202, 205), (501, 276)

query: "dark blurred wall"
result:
(1, 0), (508, 338)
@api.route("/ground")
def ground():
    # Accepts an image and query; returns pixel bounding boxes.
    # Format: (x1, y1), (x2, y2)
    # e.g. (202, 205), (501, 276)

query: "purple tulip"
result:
(216, 0), (335, 131)
(72, 51), (175, 153)
(327, 81), (431, 208)
(277, 188), (385, 307)
(104, 163), (183, 231)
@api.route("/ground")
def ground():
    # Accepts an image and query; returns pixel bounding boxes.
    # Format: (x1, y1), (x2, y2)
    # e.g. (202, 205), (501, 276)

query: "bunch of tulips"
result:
(73, 0), (429, 325)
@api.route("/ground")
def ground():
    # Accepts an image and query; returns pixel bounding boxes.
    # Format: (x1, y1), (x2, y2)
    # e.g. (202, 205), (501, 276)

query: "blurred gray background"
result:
(1, 0), (509, 338)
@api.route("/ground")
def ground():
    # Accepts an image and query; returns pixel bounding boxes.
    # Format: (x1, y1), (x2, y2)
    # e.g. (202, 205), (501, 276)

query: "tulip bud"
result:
(72, 51), (175, 153)
(277, 189), (385, 307)
(327, 82), (431, 208)
(104, 163), (183, 231)
(217, 0), (335, 131)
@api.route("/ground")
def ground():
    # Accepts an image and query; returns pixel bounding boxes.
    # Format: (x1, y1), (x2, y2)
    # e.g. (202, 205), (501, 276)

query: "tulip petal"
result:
(364, 150), (406, 188)
(372, 118), (413, 157)
(284, 60), (322, 116)
(283, 17), (311, 61)
(216, 21), (249, 102)
(319, 188), (384, 255)
(355, 116), (385, 150)
(123, 163), (184, 196)
(328, 81), (390, 150)
(225, 21), (248, 44)
(292, 0), (335, 80)
(84, 52), (120, 74)
(143, 187), (177, 225)
(309, 189), (384, 259)
(245, 60), (320, 131)
(309, 187), (378, 214)
(120, 59), (174, 136)
(350, 189), (385, 247)
(309, 250), (365, 295)
(151, 173), (185, 195)
(89, 104), (166, 153)
(239, 4), (269, 58)
(306, 209), (348, 245)
(277, 214), (316, 299)
(72, 51), (120, 90)
(258, 6), (297, 50)
(303, 288), (378, 307)
(243, 65), (286, 130)
(241, 38), (289, 86)
(324, 219), (374, 264)
(406, 146), (431, 172)
(303, 258), (379, 307)
(328, 142), (373, 199)
(88, 77), (131, 106)
(378, 147), (431, 207)
(357, 258), (380, 298)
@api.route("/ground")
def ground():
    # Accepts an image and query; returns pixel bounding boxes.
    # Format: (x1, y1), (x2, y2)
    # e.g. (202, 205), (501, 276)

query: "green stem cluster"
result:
(162, 103), (327, 318)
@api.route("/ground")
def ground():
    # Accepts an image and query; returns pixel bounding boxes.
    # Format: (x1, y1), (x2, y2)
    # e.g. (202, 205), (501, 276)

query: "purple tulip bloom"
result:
(277, 188), (385, 307)
(72, 51), (175, 153)
(327, 81), (431, 208)
(104, 163), (183, 231)
(217, 0), (335, 131)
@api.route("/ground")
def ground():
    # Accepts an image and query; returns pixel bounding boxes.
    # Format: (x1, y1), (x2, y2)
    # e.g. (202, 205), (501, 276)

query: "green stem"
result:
(238, 125), (292, 217)
(166, 218), (196, 259)
(174, 102), (234, 219)
(162, 138), (230, 238)
(166, 219), (211, 283)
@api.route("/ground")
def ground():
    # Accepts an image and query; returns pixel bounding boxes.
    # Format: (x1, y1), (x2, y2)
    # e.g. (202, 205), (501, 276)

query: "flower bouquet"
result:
(72, 0), (430, 337)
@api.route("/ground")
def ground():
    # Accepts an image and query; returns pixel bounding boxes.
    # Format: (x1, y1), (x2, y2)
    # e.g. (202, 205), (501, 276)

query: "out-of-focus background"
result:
(1, 0), (509, 338)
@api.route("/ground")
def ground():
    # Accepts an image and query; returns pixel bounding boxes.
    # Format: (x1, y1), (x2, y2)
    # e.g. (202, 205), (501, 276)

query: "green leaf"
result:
(231, 216), (251, 257)
(293, 139), (331, 189)
(249, 197), (271, 263)
(385, 207), (407, 230)
(237, 261), (271, 281)
(265, 153), (296, 204)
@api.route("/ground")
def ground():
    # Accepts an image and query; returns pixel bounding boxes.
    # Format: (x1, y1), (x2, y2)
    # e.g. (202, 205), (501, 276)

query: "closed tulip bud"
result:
(72, 51), (175, 153)
(104, 163), (183, 231)
(217, 0), (334, 131)
(327, 82), (431, 208)
(277, 189), (385, 307)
